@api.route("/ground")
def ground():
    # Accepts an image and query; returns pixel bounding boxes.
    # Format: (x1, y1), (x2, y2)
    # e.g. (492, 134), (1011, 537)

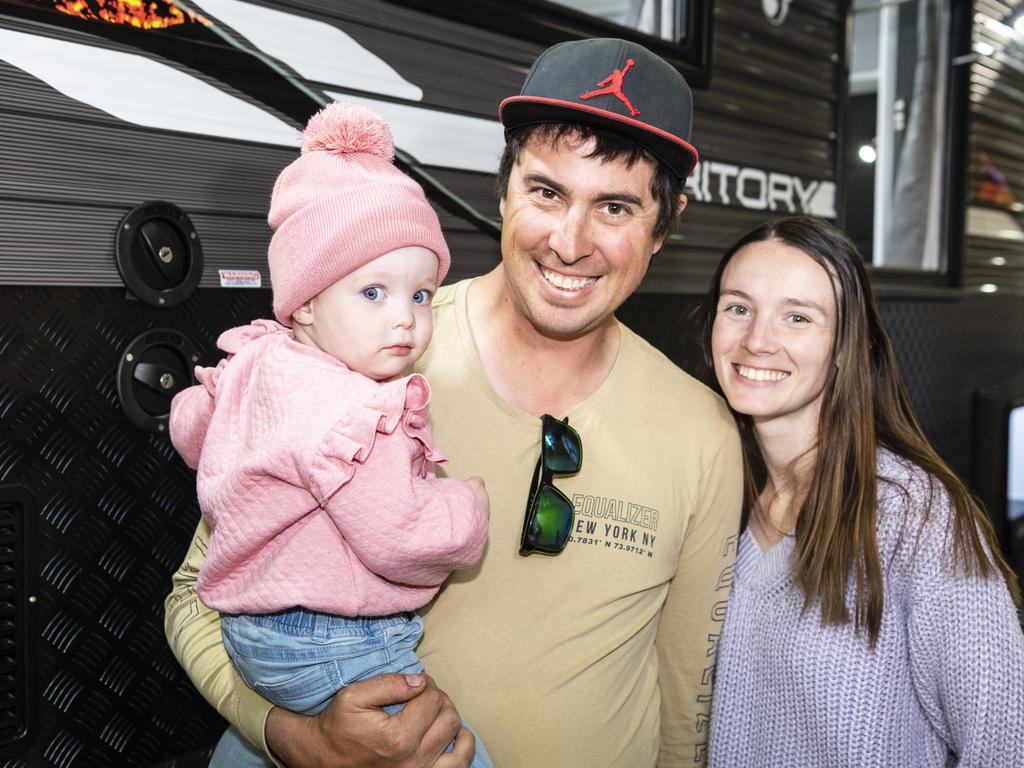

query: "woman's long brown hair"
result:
(702, 215), (1021, 644)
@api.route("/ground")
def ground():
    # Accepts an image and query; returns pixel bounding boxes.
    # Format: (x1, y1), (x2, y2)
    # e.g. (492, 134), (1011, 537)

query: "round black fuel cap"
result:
(117, 329), (200, 433)
(115, 201), (203, 307)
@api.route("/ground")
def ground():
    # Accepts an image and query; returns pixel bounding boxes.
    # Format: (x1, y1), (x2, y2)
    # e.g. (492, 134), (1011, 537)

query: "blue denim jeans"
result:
(210, 724), (269, 768)
(215, 608), (492, 768)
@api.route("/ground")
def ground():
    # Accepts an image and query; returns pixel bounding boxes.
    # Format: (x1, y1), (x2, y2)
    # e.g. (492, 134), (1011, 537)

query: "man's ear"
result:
(290, 300), (315, 328)
(652, 193), (689, 255)
(498, 196), (506, 219)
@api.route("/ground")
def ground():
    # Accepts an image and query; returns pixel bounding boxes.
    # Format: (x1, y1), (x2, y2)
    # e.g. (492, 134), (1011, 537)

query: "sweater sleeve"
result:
(169, 361), (226, 469)
(906, 491), (1024, 767)
(163, 517), (281, 766)
(312, 425), (488, 587)
(656, 424), (743, 768)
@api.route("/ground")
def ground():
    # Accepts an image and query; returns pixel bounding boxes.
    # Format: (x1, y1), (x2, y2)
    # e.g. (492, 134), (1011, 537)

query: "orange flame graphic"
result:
(51, 0), (209, 30)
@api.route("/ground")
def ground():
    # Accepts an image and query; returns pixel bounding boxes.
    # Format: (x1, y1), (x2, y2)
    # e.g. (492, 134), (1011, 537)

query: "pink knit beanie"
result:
(268, 102), (451, 325)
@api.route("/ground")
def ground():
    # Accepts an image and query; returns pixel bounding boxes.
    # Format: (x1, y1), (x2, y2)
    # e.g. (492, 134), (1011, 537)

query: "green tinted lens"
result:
(523, 484), (574, 553)
(542, 416), (582, 474)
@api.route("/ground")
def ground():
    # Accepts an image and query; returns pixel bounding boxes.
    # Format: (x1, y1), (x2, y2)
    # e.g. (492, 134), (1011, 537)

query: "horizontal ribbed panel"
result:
(0, 0), (840, 294)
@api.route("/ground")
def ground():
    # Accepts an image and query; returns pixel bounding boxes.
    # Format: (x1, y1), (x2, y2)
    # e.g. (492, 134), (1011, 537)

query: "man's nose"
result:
(548, 208), (593, 264)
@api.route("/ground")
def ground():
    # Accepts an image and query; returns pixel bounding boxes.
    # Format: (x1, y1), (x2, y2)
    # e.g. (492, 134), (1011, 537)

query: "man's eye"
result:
(605, 203), (626, 216)
(412, 289), (431, 305)
(362, 287), (381, 301)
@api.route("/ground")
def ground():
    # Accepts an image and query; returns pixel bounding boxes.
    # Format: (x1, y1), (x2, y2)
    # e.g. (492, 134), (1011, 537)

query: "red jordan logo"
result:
(580, 58), (640, 116)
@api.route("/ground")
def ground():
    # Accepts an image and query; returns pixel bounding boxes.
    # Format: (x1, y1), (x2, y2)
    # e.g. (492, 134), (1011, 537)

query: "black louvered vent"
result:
(0, 487), (33, 757)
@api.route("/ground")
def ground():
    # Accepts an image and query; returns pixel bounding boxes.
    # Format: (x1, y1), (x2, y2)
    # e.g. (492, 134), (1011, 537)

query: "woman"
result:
(705, 215), (1024, 767)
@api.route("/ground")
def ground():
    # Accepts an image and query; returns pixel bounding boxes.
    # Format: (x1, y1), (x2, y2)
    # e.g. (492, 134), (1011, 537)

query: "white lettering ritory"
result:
(686, 160), (834, 217)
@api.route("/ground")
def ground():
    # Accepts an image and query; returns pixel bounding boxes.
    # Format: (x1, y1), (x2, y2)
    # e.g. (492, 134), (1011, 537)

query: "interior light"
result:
(980, 283), (999, 293)
(991, 256), (1007, 266)
(975, 42), (995, 56)
(1015, 15), (1024, 35)
(858, 144), (877, 163)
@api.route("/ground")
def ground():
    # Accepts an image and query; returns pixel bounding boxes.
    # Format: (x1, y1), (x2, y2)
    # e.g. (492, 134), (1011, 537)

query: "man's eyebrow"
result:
(522, 173), (645, 207)
(522, 173), (567, 197)
(594, 191), (644, 207)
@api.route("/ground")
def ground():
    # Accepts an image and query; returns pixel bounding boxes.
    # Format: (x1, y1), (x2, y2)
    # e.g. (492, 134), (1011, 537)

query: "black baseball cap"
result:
(499, 38), (699, 179)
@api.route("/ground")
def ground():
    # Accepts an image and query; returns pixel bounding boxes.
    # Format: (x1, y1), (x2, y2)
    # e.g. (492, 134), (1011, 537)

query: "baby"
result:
(169, 102), (491, 766)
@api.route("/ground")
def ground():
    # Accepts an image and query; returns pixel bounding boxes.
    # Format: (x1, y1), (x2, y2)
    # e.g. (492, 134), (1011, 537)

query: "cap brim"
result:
(499, 95), (698, 179)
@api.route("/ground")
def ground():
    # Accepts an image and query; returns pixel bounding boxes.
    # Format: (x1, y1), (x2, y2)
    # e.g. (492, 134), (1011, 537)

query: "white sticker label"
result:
(218, 269), (263, 288)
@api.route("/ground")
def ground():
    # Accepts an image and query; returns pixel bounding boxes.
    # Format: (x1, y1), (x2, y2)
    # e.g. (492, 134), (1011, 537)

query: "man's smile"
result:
(539, 264), (599, 292)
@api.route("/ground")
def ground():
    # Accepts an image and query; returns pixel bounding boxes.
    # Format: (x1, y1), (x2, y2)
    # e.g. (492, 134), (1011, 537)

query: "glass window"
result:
(843, 0), (951, 270)
(393, 0), (709, 84)
(544, 0), (687, 42)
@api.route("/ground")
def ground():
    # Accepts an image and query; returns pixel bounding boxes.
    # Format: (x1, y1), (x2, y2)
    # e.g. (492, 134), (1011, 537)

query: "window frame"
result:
(837, 0), (970, 290)
(389, 0), (713, 87)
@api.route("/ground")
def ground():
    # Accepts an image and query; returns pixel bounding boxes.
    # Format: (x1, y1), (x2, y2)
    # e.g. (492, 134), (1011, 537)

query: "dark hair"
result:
(702, 215), (1021, 644)
(495, 123), (685, 243)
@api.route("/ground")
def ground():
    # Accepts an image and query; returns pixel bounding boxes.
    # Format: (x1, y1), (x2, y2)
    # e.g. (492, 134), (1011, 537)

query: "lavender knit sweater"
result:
(709, 450), (1024, 767)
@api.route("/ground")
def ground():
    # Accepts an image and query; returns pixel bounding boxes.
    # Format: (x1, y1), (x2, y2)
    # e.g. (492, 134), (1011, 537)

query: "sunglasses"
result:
(519, 415), (583, 556)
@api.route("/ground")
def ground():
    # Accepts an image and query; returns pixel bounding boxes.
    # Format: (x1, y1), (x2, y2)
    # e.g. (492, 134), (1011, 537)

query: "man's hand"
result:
(265, 673), (474, 768)
(466, 476), (490, 520)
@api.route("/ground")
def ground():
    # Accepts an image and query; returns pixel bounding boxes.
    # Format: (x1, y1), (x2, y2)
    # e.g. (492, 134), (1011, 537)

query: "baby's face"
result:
(302, 246), (438, 380)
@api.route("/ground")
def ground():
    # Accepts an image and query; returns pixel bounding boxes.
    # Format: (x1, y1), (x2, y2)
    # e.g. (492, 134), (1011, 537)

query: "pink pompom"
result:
(301, 102), (394, 160)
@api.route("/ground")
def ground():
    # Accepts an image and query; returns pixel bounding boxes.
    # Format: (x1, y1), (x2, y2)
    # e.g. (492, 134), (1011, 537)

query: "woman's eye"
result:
(362, 287), (381, 301)
(412, 289), (431, 305)
(789, 314), (809, 324)
(725, 304), (748, 316)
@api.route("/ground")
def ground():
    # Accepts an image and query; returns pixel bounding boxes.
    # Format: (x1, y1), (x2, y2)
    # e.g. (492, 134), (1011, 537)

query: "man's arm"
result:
(163, 517), (474, 768)
(164, 517), (276, 755)
(655, 427), (743, 768)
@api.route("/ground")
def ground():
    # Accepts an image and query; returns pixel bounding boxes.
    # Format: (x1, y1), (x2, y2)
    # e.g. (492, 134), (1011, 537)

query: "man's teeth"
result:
(542, 267), (596, 291)
(737, 365), (789, 382)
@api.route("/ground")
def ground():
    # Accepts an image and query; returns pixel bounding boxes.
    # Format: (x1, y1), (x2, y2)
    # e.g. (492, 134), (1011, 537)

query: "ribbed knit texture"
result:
(267, 102), (450, 325)
(709, 449), (1024, 768)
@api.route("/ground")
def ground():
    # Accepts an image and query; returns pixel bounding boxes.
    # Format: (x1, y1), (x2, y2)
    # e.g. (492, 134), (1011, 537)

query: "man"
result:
(165, 37), (741, 768)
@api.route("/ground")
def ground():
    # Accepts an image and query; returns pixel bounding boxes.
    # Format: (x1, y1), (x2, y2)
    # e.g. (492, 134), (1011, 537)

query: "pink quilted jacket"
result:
(169, 320), (488, 616)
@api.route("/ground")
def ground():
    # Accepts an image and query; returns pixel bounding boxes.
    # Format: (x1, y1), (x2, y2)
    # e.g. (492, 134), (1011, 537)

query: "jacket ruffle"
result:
(217, 318), (289, 356)
(308, 372), (446, 504)
(189, 320), (290, 399)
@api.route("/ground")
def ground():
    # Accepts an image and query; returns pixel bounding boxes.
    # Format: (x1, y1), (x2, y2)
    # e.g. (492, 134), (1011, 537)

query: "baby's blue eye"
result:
(362, 287), (380, 301)
(413, 289), (431, 305)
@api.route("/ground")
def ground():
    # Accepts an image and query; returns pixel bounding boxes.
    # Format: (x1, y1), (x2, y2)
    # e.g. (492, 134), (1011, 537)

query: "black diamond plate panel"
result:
(880, 295), (1024, 479)
(0, 285), (272, 767)
(1, 280), (1023, 766)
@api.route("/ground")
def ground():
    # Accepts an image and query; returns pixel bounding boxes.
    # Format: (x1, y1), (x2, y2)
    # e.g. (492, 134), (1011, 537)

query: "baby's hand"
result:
(466, 475), (490, 519)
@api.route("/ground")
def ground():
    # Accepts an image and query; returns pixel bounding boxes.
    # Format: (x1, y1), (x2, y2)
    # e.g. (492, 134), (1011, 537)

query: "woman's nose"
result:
(742, 315), (776, 354)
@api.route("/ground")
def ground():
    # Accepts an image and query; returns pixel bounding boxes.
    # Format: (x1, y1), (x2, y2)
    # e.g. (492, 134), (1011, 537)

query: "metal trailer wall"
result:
(0, 0), (1021, 765)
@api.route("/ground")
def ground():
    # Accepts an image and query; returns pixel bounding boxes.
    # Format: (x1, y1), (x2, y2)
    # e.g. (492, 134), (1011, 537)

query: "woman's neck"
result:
(750, 420), (818, 548)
